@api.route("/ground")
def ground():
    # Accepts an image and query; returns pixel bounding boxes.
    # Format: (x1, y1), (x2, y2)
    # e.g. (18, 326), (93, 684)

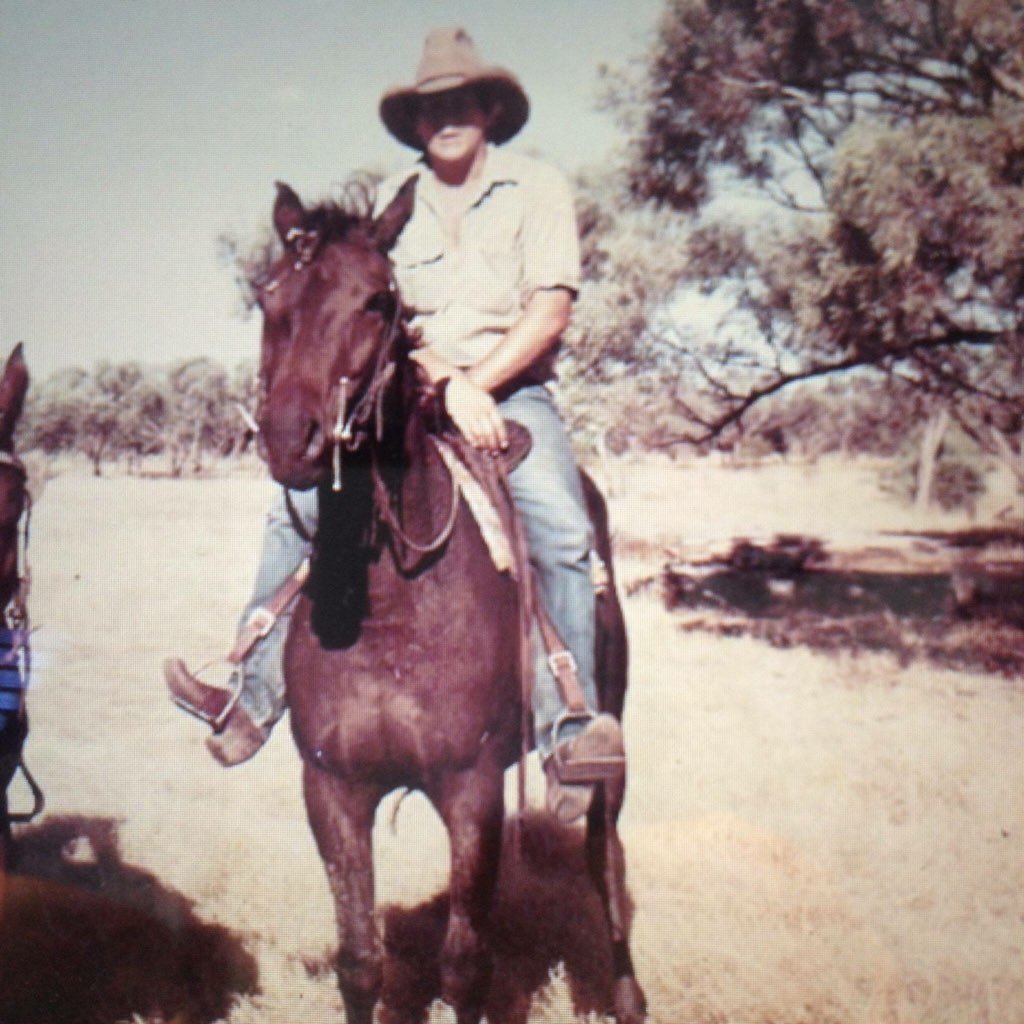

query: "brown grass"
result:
(2, 457), (1022, 1023)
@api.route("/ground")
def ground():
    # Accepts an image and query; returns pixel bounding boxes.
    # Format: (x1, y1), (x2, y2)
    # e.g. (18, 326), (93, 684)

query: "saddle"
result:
(231, 419), (622, 792)
(429, 421), (531, 575)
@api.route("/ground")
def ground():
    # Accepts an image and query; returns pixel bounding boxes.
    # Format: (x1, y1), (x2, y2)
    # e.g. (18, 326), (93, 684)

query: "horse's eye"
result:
(364, 292), (392, 317)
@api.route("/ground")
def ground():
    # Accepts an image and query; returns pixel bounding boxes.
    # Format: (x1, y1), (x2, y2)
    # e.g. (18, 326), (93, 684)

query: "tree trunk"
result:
(914, 408), (950, 513)
(189, 422), (203, 476)
(989, 427), (1024, 490)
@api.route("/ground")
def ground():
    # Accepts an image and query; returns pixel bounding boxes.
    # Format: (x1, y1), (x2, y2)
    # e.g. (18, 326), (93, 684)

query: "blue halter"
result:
(0, 627), (26, 717)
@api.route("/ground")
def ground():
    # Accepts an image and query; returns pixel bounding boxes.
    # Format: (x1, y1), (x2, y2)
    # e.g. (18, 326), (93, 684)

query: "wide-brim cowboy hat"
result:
(380, 26), (530, 149)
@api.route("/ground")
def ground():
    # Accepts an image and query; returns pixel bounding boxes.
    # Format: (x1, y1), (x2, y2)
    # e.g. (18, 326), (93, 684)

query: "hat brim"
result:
(379, 71), (529, 149)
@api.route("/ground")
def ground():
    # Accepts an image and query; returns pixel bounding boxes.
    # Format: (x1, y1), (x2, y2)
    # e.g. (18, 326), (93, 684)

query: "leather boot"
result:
(163, 657), (267, 766)
(543, 712), (625, 825)
(205, 705), (267, 767)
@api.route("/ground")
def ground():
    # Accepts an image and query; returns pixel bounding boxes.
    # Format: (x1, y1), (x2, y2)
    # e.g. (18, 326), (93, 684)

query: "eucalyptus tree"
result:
(599, 0), (1023, 478)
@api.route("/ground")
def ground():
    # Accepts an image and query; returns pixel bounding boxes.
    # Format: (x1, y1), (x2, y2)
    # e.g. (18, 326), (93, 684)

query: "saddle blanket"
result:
(429, 437), (515, 575)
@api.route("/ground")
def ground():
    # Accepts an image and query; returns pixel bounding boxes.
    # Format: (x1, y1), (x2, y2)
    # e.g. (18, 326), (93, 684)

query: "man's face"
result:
(414, 87), (490, 166)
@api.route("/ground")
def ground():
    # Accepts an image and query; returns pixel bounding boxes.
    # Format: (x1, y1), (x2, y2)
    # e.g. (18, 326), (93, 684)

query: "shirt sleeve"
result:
(520, 162), (581, 297)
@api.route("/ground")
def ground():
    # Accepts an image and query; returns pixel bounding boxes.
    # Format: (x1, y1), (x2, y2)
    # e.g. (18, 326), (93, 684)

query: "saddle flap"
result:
(501, 419), (532, 473)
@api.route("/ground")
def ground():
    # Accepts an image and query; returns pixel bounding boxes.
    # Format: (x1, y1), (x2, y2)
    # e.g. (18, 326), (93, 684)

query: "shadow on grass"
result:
(663, 533), (1024, 677)
(370, 812), (626, 1024)
(0, 815), (258, 1024)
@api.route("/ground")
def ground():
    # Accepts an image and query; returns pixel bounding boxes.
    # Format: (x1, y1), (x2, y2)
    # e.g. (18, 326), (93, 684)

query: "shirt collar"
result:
(416, 145), (519, 214)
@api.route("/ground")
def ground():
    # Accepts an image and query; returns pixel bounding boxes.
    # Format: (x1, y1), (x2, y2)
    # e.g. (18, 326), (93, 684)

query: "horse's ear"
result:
(370, 175), (417, 254)
(0, 343), (29, 444)
(273, 181), (306, 244)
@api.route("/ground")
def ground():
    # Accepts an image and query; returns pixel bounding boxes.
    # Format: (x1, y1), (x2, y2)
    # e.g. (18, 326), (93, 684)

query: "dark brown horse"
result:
(0, 344), (32, 871)
(254, 181), (646, 1024)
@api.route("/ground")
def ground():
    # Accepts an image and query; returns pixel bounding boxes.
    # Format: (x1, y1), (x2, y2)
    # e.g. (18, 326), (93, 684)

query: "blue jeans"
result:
(236, 384), (597, 756)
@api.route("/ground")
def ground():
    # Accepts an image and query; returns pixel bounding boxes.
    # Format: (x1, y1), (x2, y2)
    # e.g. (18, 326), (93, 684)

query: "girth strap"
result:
(439, 433), (587, 709)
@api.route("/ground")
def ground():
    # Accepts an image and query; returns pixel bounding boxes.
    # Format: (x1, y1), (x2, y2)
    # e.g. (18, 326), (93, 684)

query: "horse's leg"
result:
(302, 763), (385, 1024)
(586, 780), (648, 1024)
(431, 758), (505, 1024)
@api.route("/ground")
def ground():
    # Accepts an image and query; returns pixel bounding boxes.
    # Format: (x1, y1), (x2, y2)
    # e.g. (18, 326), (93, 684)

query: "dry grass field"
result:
(1, 455), (1022, 1024)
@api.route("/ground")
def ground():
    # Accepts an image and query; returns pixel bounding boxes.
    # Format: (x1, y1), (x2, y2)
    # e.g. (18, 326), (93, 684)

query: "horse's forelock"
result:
(304, 203), (366, 244)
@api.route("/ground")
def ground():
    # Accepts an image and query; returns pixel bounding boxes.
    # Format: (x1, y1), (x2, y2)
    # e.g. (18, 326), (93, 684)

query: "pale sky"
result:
(1, 1), (662, 380)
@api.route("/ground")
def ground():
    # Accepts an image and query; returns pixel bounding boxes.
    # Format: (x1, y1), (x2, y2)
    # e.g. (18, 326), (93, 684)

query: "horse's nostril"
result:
(304, 420), (325, 460)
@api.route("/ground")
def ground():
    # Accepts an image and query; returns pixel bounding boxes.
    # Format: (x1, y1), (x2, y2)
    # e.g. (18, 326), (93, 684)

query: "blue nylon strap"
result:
(0, 664), (23, 685)
(0, 627), (26, 713)
(0, 692), (21, 711)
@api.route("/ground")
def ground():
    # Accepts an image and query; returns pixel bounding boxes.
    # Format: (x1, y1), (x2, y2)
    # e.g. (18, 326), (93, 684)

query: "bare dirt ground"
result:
(2, 455), (1022, 1024)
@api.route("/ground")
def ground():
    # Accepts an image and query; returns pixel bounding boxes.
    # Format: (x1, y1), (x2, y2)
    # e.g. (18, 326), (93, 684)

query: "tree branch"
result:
(674, 329), (1001, 445)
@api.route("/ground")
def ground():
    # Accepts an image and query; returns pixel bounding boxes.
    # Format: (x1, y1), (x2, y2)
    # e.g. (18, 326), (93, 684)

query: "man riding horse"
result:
(166, 26), (626, 825)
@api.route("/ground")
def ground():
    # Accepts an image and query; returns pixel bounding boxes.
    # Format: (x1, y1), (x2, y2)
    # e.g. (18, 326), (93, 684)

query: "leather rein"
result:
(263, 234), (459, 562)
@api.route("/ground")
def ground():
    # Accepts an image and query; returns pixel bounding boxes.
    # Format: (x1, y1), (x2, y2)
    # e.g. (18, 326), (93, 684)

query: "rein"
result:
(328, 278), (403, 491)
(277, 269), (460, 568)
(370, 442), (461, 569)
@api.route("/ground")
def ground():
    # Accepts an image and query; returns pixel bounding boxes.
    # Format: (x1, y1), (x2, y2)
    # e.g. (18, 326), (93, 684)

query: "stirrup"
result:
(166, 659), (242, 732)
(549, 710), (626, 785)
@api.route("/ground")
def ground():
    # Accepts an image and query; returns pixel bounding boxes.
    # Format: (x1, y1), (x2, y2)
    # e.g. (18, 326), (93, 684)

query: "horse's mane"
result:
(305, 172), (377, 231)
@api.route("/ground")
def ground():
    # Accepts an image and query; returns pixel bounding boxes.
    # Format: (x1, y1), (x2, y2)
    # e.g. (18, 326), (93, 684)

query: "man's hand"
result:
(445, 371), (508, 453)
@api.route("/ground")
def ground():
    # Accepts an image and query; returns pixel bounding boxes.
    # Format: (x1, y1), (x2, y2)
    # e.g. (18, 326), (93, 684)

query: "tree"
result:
(26, 364), (131, 475)
(600, 0), (1024, 476)
(159, 358), (232, 476)
(95, 361), (166, 471)
(23, 358), (257, 476)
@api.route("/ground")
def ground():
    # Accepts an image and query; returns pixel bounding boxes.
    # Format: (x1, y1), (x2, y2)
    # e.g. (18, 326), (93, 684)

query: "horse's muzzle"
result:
(258, 398), (330, 491)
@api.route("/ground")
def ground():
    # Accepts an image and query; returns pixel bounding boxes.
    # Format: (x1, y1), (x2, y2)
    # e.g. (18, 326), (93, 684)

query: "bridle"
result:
(262, 228), (459, 560)
(256, 226), (405, 490)
(326, 271), (404, 492)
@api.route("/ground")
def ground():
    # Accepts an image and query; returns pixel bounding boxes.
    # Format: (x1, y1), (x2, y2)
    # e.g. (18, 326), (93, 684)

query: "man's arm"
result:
(466, 287), (572, 394)
(412, 287), (572, 451)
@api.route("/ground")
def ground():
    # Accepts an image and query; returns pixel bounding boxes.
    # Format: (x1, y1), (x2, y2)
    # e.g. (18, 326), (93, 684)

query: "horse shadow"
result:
(375, 810), (632, 1024)
(0, 815), (259, 1024)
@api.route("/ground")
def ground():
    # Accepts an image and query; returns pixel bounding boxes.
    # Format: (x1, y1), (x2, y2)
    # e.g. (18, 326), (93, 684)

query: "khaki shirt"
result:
(375, 146), (581, 377)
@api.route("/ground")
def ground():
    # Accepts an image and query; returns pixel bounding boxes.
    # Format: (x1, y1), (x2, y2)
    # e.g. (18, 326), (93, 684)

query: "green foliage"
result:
(21, 358), (258, 476)
(590, 0), (1024, 459)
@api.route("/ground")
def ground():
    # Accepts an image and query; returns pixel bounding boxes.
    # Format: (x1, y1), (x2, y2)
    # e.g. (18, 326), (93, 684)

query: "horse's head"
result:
(253, 178), (416, 490)
(0, 345), (29, 618)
